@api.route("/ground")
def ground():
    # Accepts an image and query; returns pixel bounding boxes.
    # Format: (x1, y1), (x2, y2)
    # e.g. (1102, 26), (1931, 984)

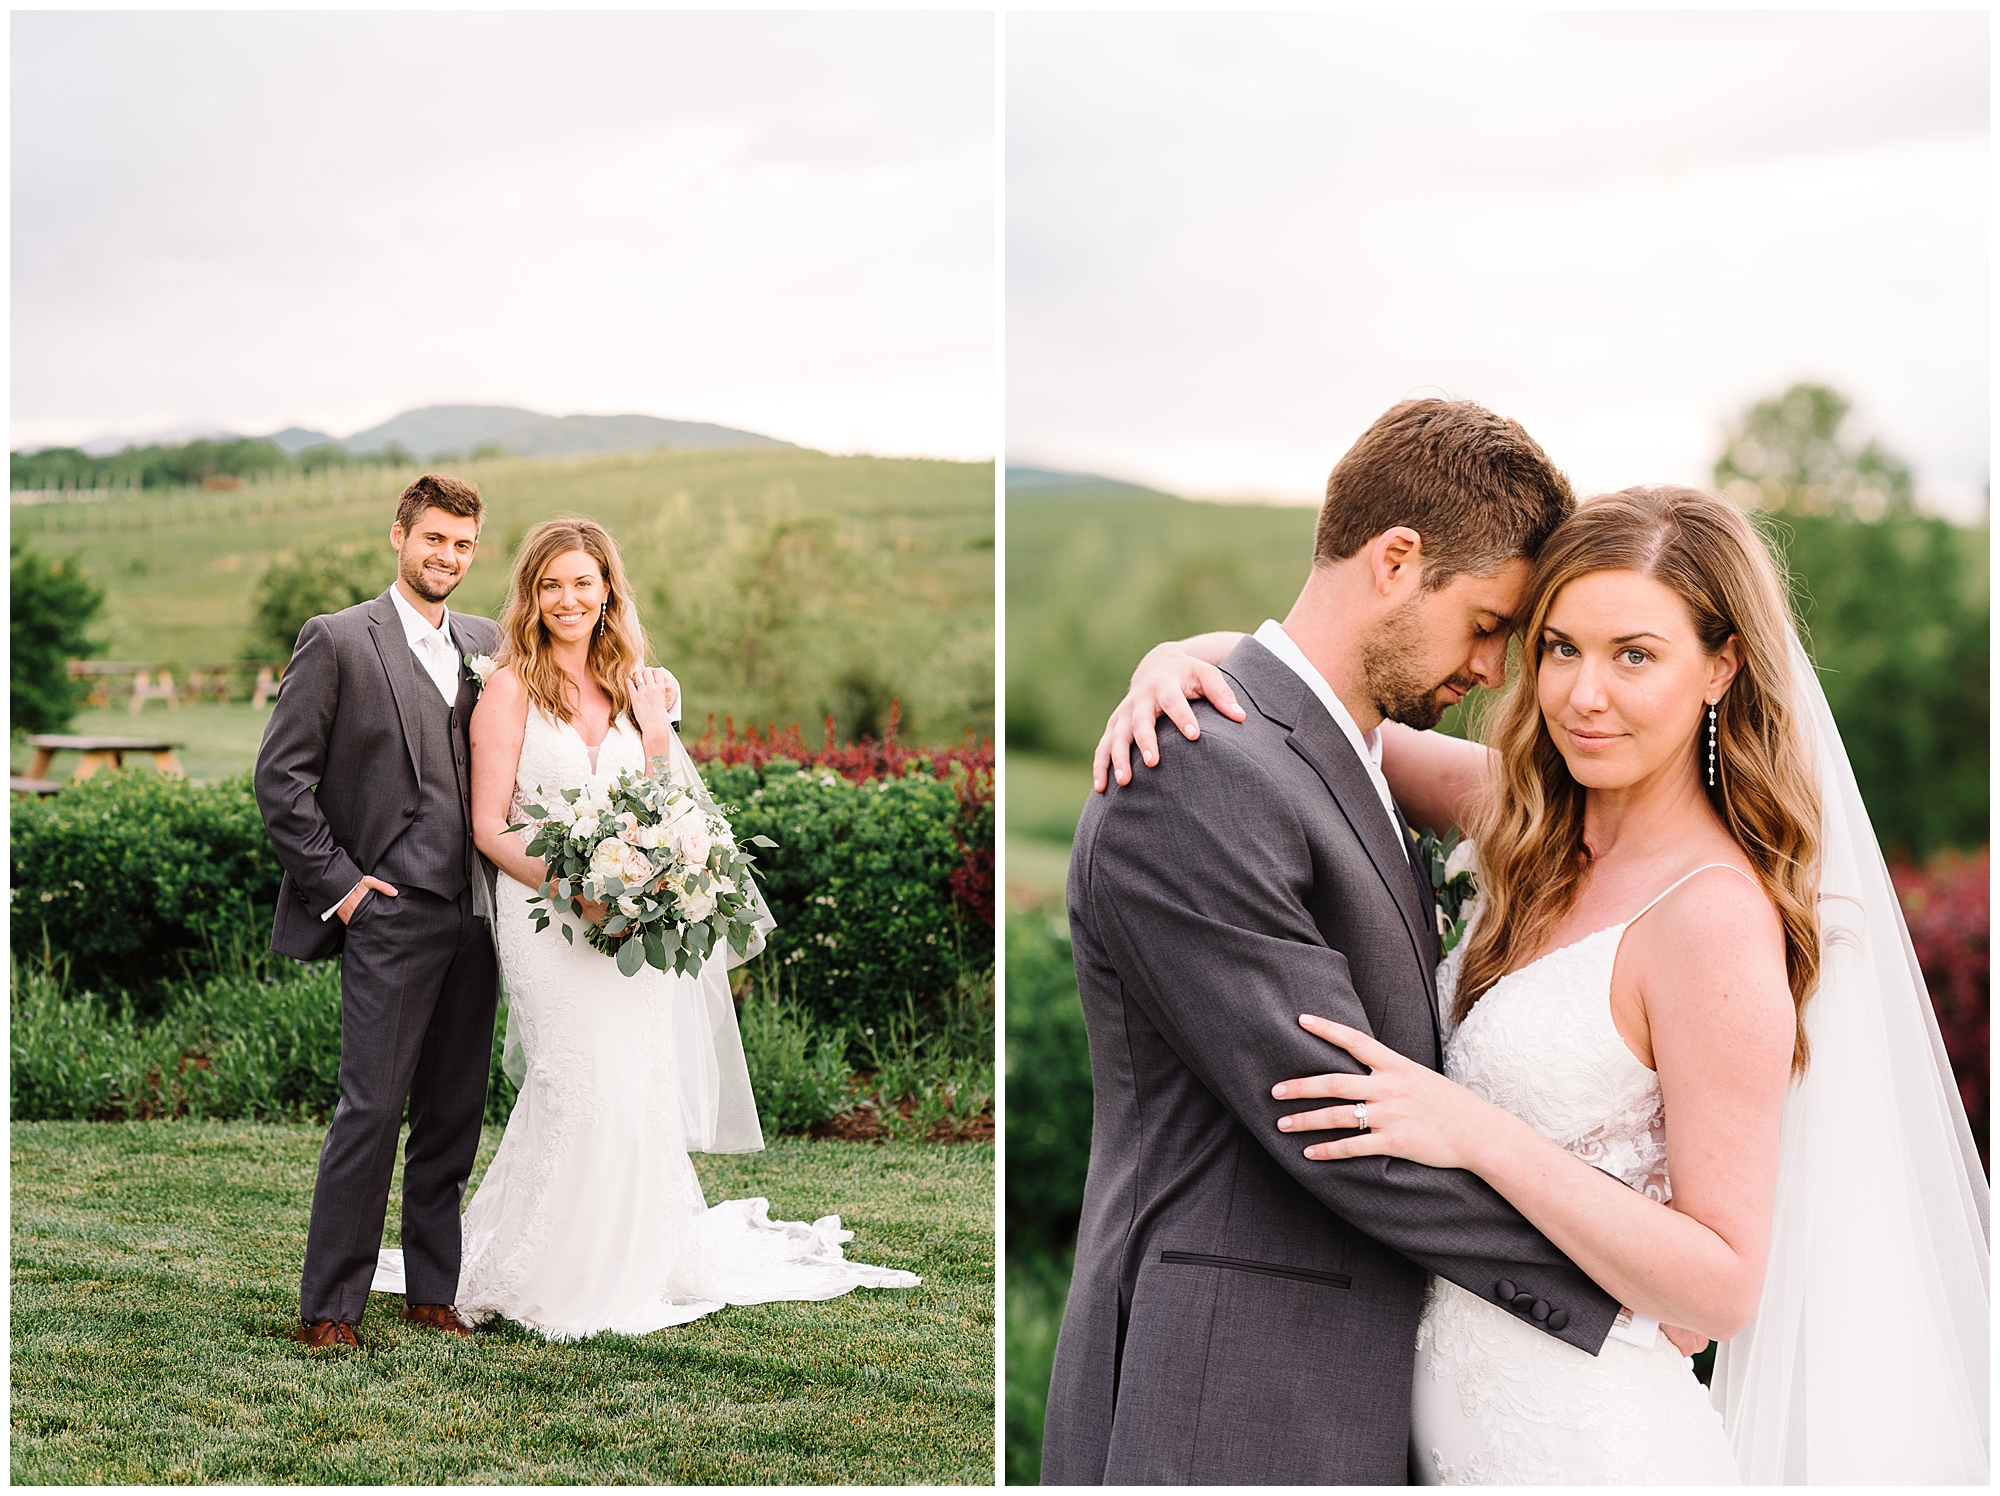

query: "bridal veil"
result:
(1709, 639), (1989, 1483)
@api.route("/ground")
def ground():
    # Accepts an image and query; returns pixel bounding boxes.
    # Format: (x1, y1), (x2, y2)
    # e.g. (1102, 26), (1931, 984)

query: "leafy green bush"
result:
(860, 968), (996, 1141)
(737, 974), (855, 1136)
(1004, 910), (1093, 1251)
(1775, 512), (1987, 860)
(9, 945), (342, 1123)
(10, 537), (106, 734)
(8, 772), (282, 1007)
(701, 758), (987, 1040)
(245, 540), (393, 661)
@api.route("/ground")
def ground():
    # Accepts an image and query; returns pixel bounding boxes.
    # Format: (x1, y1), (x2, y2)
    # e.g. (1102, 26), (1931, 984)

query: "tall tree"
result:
(10, 539), (106, 734)
(1714, 383), (1916, 520)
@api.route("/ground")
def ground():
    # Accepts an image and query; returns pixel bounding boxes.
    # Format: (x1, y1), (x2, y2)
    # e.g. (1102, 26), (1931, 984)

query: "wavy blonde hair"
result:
(1455, 485), (1823, 1074)
(497, 517), (648, 728)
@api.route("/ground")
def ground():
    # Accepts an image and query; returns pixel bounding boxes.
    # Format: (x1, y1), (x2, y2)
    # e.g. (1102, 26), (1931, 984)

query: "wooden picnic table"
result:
(10, 776), (63, 798)
(23, 735), (185, 782)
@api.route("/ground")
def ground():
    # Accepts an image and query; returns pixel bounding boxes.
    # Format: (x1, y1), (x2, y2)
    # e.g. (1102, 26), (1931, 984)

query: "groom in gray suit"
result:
(255, 473), (502, 1347)
(1045, 400), (1625, 1483)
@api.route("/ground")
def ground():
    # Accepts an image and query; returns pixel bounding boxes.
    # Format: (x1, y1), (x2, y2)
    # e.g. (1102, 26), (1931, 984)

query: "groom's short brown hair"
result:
(394, 472), (484, 534)
(1314, 399), (1573, 588)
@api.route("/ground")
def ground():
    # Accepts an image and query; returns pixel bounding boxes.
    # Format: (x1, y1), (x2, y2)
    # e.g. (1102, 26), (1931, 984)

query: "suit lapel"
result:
(1222, 639), (1442, 1025)
(446, 615), (479, 718)
(366, 592), (424, 785)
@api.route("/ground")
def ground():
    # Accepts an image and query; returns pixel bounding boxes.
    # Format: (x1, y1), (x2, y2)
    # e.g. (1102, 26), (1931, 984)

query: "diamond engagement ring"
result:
(1353, 1101), (1369, 1134)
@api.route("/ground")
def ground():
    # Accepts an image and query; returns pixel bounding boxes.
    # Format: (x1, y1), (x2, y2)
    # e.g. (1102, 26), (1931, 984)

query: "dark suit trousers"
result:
(299, 886), (498, 1324)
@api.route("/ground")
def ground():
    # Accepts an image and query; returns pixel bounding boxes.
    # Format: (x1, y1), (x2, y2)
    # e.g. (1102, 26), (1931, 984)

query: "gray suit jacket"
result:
(254, 591), (501, 962)
(1042, 638), (1619, 1485)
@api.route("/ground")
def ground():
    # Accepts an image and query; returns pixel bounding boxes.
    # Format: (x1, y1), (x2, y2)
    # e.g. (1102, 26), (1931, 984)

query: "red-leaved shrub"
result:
(687, 704), (994, 930)
(1891, 849), (1989, 1166)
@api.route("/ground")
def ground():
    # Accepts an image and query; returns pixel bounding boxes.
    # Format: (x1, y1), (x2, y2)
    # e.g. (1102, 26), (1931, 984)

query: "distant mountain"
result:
(41, 404), (791, 462)
(72, 422), (238, 457)
(331, 405), (792, 460)
(1005, 465), (1175, 499)
(265, 426), (339, 455)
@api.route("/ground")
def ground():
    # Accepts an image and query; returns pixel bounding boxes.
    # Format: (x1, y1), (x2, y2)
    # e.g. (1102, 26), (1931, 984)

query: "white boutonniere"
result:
(1413, 828), (1479, 953)
(466, 654), (498, 694)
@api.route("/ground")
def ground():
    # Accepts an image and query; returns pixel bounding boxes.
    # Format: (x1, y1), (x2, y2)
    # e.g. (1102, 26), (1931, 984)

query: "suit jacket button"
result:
(1513, 1292), (1537, 1309)
(403, 807), (416, 818)
(1547, 1310), (1569, 1331)
(1495, 1279), (1517, 1302)
(1531, 1300), (1550, 1321)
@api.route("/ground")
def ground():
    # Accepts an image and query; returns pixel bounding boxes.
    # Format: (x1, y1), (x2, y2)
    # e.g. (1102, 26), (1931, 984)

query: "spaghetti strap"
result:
(1627, 862), (1758, 925)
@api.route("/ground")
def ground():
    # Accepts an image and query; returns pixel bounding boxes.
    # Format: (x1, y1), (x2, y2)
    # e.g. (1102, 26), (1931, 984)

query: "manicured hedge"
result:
(9, 746), (996, 1041)
(8, 772), (282, 1009)
(703, 756), (993, 1041)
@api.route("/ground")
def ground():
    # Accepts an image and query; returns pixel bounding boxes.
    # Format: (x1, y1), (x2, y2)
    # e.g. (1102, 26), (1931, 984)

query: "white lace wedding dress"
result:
(377, 706), (918, 1339)
(1411, 869), (1743, 1485)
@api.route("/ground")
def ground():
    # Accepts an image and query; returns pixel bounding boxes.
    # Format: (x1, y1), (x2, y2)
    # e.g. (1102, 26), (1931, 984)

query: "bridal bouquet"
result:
(507, 763), (775, 978)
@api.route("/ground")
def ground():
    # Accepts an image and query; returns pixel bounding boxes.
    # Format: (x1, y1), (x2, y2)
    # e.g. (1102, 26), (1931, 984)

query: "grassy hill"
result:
(17, 447), (994, 753)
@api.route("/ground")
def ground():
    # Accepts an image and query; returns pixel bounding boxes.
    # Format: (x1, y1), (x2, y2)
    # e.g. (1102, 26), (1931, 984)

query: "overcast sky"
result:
(12, 11), (995, 459)
(1009, 11), (1988, 521)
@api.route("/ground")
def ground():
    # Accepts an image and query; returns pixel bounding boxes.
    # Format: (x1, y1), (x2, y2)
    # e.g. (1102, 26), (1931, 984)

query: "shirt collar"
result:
(1252, 618), (1381, 771)
(388, 582), (454, 653)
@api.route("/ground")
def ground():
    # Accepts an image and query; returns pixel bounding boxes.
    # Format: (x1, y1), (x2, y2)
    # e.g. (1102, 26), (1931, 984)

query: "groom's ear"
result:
(1368, 527), (1425, 598)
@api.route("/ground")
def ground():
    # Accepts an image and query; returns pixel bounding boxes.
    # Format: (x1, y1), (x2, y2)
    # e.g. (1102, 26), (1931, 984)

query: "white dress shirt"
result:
(1252, 619), (1404, 848)
(390, 583), (462, 705)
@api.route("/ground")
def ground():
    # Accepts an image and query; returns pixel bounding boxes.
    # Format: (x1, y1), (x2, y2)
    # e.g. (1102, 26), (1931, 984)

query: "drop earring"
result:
(1706, 701), (1718, 787)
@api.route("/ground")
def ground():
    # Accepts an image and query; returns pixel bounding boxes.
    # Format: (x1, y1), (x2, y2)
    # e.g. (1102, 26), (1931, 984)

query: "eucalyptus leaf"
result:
(616, 937), (646, 977)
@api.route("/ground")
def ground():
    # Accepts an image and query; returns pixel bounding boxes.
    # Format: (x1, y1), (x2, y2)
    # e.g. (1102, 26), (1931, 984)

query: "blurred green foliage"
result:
(14, 447), (992, 745)
(244, 541), (394, 661)
(10, 538), (107, 735)
(1006, 486), (1987, 861)
(1715, 383), (1915, 520)
(9, 435), (404, 491)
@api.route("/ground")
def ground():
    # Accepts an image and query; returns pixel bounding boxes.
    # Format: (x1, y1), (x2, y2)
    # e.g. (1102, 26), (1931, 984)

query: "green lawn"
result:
(10, 700), (269, 784)
(11, 1122), (994, 1484)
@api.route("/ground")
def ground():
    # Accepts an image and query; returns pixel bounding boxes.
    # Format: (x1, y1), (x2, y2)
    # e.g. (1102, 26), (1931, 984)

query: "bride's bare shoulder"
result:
(472, 664), (530, 726)
(1633, 863), (1791, 1052)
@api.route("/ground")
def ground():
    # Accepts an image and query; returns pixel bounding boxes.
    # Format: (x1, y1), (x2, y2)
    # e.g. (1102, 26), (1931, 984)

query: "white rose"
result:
(1444, 840), (1478, 881)
(617, 895), (641, 917)
(589, 839), (628, 881)
(683, 886), (716, 921)
(677, 828), (714, 864)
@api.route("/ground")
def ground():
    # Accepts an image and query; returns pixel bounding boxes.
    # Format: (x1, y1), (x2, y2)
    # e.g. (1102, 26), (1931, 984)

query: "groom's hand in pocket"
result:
(337, 876), (400, 924)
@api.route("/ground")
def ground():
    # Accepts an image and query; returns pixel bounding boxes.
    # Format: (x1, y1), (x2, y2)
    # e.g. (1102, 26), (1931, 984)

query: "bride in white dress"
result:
(425, 517), (914, 1339)
(1105, 485), (1987, 1483)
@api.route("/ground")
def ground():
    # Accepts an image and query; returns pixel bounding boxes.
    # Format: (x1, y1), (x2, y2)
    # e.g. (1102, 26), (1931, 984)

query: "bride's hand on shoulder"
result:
(1093, 632), (1249, 792)
(627, 666), (679, 734)
(1272, 1015), (1504, 1173)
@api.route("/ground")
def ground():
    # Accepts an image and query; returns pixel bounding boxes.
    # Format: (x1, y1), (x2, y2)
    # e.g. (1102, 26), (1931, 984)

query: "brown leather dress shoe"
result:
(402, 1302), (474, 1336)
(299, 1320), (361, 1348)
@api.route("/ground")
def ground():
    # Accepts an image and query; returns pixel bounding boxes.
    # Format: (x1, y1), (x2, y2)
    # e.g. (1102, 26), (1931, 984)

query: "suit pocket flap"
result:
(1159, 1250), (1351, 1290)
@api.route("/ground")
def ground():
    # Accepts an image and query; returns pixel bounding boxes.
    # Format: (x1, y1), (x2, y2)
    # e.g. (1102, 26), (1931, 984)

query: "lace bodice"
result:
(508, 707), (645, 829)
(1439, 914), (1671, 1204)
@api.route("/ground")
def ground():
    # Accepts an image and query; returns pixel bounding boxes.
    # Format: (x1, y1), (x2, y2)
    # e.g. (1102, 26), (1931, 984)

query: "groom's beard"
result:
(401, 553), (465, 605)
(1360, 594), (1473, 732)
